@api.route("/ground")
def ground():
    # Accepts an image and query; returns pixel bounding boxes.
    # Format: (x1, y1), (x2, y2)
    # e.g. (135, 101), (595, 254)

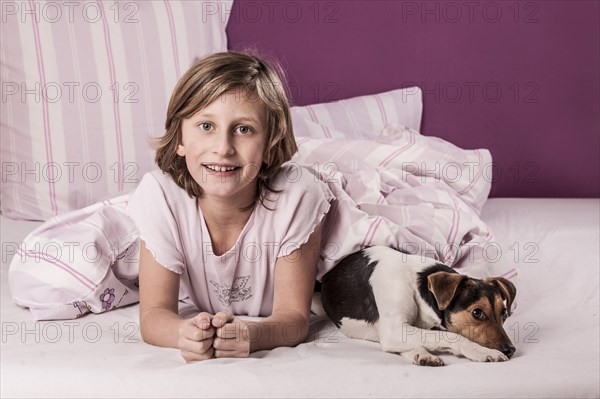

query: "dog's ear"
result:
(427, 272), (466, 311)
(485, 277), (517, 316)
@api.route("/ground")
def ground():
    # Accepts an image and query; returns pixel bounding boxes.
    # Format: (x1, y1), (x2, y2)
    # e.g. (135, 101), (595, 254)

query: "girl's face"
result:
(177, 90), (267, 205)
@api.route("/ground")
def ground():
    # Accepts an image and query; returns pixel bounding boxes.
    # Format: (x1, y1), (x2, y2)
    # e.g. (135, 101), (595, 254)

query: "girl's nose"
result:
(213, 132), (235, 157)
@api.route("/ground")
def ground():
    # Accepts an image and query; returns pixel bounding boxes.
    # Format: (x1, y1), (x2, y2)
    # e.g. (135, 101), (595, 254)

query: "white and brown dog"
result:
(318, 246), (516, 366)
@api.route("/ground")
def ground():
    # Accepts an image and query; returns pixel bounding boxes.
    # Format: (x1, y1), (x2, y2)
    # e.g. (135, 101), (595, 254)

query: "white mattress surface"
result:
(1, 198), (599, 398)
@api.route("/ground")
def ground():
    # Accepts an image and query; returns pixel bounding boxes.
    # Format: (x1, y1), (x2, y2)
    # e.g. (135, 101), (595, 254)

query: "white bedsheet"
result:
(1, 198), (599, 398)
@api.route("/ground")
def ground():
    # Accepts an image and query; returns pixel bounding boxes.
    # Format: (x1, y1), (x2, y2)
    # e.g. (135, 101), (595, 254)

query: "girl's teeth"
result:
(205, 165), (238, 172)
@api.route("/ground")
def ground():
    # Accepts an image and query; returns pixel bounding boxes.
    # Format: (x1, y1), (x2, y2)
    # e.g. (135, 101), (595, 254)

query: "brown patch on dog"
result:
(485, 277), (517, 316)
(427, 272), (466, 310)
(446, 292), (513, 354)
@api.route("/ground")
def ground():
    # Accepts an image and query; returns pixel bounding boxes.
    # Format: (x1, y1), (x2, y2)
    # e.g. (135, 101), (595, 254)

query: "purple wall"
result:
(226, 0), (599, 198)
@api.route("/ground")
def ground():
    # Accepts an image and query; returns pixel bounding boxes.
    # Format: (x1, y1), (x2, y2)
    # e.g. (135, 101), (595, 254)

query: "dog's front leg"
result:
(378, 321), (508, 364)
(376, 316), (445, 366)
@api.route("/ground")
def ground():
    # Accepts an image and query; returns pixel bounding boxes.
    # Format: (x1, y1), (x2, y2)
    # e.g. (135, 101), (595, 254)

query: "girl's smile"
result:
(202, 163), (242, 177)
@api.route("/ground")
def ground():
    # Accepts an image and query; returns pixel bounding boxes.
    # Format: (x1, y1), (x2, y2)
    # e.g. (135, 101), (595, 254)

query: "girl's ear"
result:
(174, 120), (185, 156)
(176, 143), (185, 157)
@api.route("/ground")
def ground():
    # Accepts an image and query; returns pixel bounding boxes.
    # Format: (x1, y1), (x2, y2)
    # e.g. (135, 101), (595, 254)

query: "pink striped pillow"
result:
(1, 1), (232, 221)
(291, 87), (422, 139)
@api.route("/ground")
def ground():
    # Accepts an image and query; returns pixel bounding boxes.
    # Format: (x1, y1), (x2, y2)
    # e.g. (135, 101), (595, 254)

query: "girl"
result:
(126, 51), (333, 362)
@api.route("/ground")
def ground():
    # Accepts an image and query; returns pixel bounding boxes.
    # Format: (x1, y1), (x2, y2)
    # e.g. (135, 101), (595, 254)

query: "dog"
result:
(319, 246), (517, 366)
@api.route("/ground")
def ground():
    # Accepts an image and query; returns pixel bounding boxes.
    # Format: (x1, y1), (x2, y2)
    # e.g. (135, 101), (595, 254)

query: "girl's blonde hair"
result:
(154, 51), (298, 210)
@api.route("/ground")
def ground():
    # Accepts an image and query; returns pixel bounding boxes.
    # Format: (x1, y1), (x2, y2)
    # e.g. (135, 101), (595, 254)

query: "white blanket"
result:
(2, 199), (598, 398)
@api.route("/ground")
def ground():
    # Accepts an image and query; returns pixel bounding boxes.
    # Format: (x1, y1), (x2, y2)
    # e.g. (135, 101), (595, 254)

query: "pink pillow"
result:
(291, 87), (422, 139)
(1, 1), (232, 221)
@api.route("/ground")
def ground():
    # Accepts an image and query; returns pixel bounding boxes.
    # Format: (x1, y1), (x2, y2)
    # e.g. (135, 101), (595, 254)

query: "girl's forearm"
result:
(246, 310), (310, 353)
(140, 307), (185, 349)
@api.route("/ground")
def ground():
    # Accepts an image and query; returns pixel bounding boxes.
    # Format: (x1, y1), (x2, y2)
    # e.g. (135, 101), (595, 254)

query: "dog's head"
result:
(427, 272), (517, 358)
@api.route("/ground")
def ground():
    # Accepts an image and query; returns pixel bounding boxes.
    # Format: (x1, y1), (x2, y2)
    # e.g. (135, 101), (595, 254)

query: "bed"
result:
(1, 1), (598, 398)
(1, 198), (598, 398)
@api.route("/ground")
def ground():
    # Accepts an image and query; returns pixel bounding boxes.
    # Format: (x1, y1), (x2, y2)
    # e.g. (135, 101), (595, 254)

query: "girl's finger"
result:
(193, 312), (214, 330)
(180, 346), (214, 362)
(179, 336), (214, 355)
(181, 322), (215, 341)
(216, 321), (246, 339)
(213, 336), (237, 351)
(212, 311), (234, 328)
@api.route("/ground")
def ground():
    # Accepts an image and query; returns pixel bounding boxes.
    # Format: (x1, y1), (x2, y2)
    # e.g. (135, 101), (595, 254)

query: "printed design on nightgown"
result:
(209, 276), (253, 306)
(72, 300), (91, 317)
(100, 288), (116, 310)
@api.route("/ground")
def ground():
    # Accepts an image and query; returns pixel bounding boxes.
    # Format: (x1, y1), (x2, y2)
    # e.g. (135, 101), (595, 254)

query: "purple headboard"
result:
(227, 1), (599, 198)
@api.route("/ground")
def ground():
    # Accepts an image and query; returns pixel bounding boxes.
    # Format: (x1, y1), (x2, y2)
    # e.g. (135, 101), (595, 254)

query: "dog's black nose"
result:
(500, 343), (516, 358)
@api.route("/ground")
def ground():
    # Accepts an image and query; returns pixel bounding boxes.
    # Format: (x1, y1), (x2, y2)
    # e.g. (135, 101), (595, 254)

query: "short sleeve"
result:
(125, 172), (185, 274)
(275, 164), (335, 258)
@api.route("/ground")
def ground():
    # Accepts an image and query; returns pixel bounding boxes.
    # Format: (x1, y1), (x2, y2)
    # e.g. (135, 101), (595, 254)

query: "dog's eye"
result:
(501, 308), (508, 320)
(472, 309), (487, 320)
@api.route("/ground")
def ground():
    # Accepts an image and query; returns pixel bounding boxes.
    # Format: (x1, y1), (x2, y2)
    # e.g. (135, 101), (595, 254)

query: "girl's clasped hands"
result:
(178, 312), (252, 362)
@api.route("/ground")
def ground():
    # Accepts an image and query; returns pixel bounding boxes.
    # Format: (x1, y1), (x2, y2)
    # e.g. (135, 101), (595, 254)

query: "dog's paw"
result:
(463, 345), (508, 363)
(401, 348), (445, 367)
(414, 352), (445, 367)
(484, 352), (509, 362)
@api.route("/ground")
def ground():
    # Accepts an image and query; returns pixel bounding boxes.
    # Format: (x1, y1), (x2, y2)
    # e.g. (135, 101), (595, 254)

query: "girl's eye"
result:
(472, 309), (487, 320)
(236, 125), (252, 135)
(199, 123), (212, 131)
